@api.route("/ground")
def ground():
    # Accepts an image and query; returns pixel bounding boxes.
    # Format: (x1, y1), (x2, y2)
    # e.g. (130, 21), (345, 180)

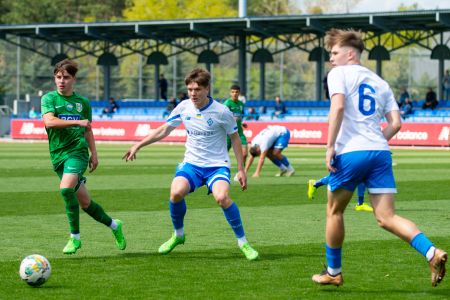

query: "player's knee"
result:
(214, 194), (230, 208)
(375, 214), (392, 230)
(170, 190), (186, 202)
(60, 187), (75, 198)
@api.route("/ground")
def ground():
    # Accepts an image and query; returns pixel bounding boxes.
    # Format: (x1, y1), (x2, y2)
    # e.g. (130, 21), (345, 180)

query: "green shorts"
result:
(227, 132), (248, 150)
(55, 155), (88, 191)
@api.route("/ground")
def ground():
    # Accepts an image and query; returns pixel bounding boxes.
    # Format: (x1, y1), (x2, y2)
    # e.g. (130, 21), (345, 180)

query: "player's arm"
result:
(326, 93), (345, 173)
(123, 123), (175, 162)
(230, 132), (247, 191)
(382, 110), (402, 141)
(244, 155), (254, 173)
(84, 126), (98, 173)
(42, 112), (90, 129)
(252, 150), (267, 178)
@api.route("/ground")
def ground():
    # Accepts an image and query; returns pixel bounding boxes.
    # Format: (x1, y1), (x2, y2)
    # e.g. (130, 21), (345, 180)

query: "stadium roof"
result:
(1, 9), (449, 100)
(1, 10), (450, 42)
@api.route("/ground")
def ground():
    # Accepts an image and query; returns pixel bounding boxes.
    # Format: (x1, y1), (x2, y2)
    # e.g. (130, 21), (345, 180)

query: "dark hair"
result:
(54, 59), (78, 77)
(184, 68), (211, 87)
(325, 28), (364, 53)
(230, 85), (240, 91)
(249, 145), (260, 157)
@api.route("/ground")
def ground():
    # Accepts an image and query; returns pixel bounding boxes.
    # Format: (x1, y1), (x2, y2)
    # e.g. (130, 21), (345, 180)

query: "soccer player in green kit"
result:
(41, 59), (126, 254)
(224, 85), (248, 172)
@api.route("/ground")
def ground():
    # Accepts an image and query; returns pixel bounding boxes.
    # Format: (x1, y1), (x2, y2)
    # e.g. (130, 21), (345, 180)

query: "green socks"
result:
(60, 188), (80, 234)
(83, 200), (113, 227)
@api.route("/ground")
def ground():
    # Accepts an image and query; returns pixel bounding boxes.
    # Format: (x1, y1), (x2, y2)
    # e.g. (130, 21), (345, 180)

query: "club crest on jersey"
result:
(207, 118), (214, 126)
(66, 103), (74, 111)
(76, 103), (83, 112)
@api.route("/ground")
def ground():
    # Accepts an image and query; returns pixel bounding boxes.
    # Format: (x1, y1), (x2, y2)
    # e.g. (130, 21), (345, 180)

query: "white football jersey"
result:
(327, 65), (399, 155)
(251, 125), (287, 153)
(166, 98), (237, 167)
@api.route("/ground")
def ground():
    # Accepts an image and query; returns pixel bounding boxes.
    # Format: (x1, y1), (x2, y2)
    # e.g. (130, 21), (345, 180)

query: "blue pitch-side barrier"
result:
(90, 99), (450, 123)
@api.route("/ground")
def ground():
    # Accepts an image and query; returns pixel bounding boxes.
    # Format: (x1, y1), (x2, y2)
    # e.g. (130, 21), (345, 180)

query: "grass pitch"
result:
(0, 142), (449, 299)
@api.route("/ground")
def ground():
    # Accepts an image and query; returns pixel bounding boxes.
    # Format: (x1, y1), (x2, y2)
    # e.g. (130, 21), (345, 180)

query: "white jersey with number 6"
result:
(327, 65), (399, 155)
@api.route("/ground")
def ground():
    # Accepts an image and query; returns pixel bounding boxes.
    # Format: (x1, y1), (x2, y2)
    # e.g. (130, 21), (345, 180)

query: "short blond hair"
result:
(325, 28), (364, 53)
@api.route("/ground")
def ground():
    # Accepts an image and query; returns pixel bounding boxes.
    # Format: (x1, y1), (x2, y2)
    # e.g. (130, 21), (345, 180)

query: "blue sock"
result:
(271, 158), (283, 167)
(357, 183), (365, 205)
(280, 155), (290, 167)
(169, 199), (186, 230)
(326, 244), (342, 269)
(315, 176), (329, 188)
(222, 202), (245, 238)
(410, 232), (434, 258)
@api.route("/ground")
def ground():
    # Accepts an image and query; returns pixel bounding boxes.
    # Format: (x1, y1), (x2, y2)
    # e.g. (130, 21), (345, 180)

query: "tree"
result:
(123, 0), (237, 20)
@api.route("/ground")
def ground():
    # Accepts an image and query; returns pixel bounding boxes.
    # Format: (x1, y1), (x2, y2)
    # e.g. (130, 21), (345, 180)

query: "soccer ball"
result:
(19, 254), (51, 287)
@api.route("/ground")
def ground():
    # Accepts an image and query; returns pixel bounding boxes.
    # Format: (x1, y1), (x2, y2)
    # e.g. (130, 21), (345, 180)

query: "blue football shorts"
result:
(327, 150), (396, 194)
(273, 130), (290, 150)
(175, 162), (231, 194)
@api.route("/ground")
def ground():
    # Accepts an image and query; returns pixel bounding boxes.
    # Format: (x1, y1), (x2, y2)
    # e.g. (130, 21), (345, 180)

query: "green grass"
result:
(0, 142), (449, 299)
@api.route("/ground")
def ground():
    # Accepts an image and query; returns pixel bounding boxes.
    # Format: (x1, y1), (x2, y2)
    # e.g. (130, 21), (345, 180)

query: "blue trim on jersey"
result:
(166, 114), (181, 122)
(199, 97), (214, 112)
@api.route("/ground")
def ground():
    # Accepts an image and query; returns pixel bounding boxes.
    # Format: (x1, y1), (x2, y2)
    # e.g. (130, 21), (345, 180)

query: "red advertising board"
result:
(10, 119), (450, 147)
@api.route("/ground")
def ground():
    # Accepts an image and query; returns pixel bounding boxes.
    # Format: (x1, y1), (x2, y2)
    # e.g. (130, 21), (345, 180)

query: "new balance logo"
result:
(134, 124), (152, 136)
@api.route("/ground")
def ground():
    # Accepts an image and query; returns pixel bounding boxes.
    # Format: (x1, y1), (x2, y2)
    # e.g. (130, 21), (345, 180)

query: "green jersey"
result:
(41, 91), (92, 169)
(224, 98), (245, 135)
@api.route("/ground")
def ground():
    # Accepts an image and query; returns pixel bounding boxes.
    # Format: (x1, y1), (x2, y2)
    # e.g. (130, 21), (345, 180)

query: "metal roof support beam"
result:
(369, 15), (390, 32)
(306, 18), (325, 33)
(436, 12), (450, 26)
(238, 33), (247, 96)
(190, 23), (213, 39)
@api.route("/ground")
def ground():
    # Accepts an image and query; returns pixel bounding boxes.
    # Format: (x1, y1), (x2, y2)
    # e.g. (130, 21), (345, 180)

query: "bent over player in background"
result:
(123, 68), (258, 260)
(312, 29), (446, 287)
(41, 59), (126, 254)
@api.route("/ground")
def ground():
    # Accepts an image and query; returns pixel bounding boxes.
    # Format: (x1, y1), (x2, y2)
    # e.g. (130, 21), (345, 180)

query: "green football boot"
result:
(158, 233), (185, 254)
(240, 243), (259, 261)
(112, 219), (126, 250)
(63, 238), (81, 254)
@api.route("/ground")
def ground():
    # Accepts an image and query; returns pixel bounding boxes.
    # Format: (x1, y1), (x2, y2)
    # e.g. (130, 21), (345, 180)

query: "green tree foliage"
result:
(123, 0), (237, 20)
(1, 0), (125, 24)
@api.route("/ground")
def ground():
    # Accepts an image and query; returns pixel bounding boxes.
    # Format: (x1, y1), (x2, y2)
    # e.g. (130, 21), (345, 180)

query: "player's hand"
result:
(79, 120), (91, 129)
(236, 170), (247, 191)
(122, 144), (139, 162)
(89, 153), (98, 173)
(326, 147), (337, 173)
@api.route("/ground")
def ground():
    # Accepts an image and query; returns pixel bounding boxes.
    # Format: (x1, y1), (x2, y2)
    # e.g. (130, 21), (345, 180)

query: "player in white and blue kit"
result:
(312, 29), (447, 287)
(123, 68), (258, 260)
(245, 125), (295, 177)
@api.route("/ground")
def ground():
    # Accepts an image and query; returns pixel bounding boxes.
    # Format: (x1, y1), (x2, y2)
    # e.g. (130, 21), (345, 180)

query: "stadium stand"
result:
(89, 99), (450, 123)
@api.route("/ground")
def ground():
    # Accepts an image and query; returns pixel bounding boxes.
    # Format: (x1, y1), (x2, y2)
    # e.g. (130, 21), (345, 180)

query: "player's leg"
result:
(371, 194), (447, 286)
(307, 175), (329, 200)
(314, 188), (353, 286)
(273, 131), (294, 176)
(313, 152), (364, 286)
(209, 172), (258, 260)
(59, 171), (82, 254)
(76, 184), (126, 250)
(266, 150), (288, 176)
(368, 150), (446, 286)
(240, 133), (248, 167)
(355, 182), (373, 212)
(159, 163), (195, 254)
